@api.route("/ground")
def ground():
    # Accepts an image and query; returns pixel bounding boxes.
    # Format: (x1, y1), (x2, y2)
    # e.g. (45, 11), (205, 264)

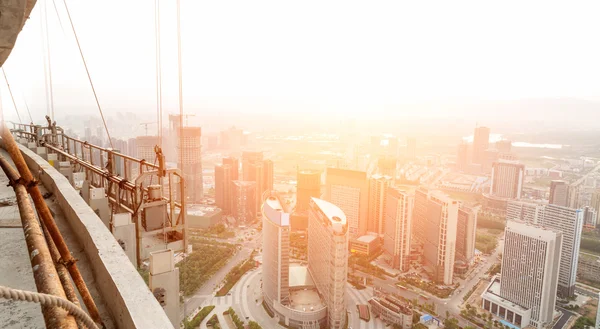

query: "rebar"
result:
(0, 156), (77, 328)
(0, 124), (104, 328)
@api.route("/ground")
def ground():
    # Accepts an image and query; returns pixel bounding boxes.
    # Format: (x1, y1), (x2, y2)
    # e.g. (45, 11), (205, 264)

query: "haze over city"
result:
(0, 1), (599, 329)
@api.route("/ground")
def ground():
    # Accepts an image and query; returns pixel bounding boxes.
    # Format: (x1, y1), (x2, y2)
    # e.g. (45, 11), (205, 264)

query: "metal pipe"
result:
(0, 125), (104, 328)
(40, 219), (85, 329)
(0, 156), (78, 329)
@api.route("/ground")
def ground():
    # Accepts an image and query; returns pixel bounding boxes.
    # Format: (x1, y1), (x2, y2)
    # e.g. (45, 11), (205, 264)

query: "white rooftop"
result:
(310, 197), (347, 233)
(356, 235), (377, 243)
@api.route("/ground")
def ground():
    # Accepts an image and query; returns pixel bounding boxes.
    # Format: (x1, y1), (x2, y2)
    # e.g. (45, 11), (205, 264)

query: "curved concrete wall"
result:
(11, 142), (174, 329)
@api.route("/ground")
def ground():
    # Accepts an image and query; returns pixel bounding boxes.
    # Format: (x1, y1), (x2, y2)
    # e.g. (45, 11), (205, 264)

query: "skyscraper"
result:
(591, 189), (600, 215)
(496, 140), (512, 153)
(481, 221), (562, 329)
(456, 142), (468, 172)
(368, 174), (392, 234)
(325, 168), (368, 237)
(262, 195), (290, 307)
(242, 151), (273, 212)
(472, 126), (490, 165)
(489, 160), (524, 199)
(456, 205), (479, 264)
(383, 187), (413, 272)
(412, 188), (459, 285)
(296, 169), (321, 212)
(506, 201), (584, 298)
(549, 180), (569, 207)
(177, 127), (203, 202)
(232, 181), (257, 224)
(215, 164), (233, 214)
(308, 198), (348, 329)
(583, 206), (598, 228)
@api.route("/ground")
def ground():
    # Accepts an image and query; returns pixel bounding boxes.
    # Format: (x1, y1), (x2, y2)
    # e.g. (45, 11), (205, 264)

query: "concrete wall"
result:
(11, 143), (174, 329)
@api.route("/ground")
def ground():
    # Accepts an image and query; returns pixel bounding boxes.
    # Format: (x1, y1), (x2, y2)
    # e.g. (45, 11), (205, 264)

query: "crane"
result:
(140, 122), (157, 136)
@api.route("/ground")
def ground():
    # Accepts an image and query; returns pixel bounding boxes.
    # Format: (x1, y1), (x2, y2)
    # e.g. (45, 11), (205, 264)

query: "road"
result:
(180, 228), (262, 320)
(553, 307), (576, 329)
(356, 236), (503, 328)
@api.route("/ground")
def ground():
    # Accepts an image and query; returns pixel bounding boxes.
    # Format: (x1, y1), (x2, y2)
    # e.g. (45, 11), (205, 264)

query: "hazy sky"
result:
(1, 0), (600, 123)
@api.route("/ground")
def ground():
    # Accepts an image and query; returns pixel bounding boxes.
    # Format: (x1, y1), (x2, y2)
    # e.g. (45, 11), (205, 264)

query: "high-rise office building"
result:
(262, 195), (290, 307)
(308, 198), (348, 329)
(325, 168), (368, 237)
(296, 170), (321, 212)
(383, 187), (413, 272)
(215, 164), (233, 214)
(412, 188), (459, 285)
(506, 200), (545, 225)
(489, 160), (524, 199)
(368, 174), (392, 234)
(481, 221), (561, 329)
(506, 201), (584, 298)
(583, 206), (598, 228)
(539, 205), (583, 298)
(232, 181), (257, 224)
(472, 126), (490, 165)
(549, 180), (569, 207)
(456, 205), (479, 264)
(456, 142), (468, 172)
(242, 151), (274, 212)
(377, 155), (397, 179)
(176, 127), (203, 202)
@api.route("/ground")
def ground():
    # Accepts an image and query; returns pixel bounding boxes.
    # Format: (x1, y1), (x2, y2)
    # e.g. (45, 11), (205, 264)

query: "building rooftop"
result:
(356, 235), (377, 243)
(263, 195), (291, 227)
(289, 264), (315, 288)
(482, 276), (530, 314)
(310, 197), (347, 233)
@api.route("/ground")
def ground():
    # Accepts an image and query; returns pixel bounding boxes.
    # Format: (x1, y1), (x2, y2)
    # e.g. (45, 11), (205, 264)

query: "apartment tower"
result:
(412, 188), (459, 285)
(368, 174), (393, 234)
(383, 187), (413, 272)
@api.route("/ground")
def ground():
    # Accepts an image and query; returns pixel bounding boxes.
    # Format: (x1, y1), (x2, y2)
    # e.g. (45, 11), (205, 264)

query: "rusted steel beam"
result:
(0, 125), (104, 328)
(40, 219), (85, 329)
(0, 156), (77, 329)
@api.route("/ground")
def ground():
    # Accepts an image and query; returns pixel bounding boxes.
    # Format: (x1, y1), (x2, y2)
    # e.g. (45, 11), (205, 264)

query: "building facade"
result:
(177, 127), (203, 202)
(368, 174), (392, 234)
(472, 126), (490, 165)
(325, 168), (368, 237)
(489, 160), (524, 199)
(506, 201), (584, 298)
(583, 206), (598, 228)
(549, 180), (569, 207)
(262, 196), (290, 307)
(456, 205), (479, 264)
(481, 221), (561, 329)
(242, 152), (274, 213)
(232, 181), (257, 225)
(412, 188), (459, 285)
(215, 164), (233, 214)
(383, 187), (413, 272)
(296, 170), (321, 212)
(307, 198), (348, 329)
(369, 289), (413, 329)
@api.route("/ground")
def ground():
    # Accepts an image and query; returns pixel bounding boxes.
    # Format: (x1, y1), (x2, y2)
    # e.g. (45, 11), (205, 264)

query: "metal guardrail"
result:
(9, 121), (187, 267)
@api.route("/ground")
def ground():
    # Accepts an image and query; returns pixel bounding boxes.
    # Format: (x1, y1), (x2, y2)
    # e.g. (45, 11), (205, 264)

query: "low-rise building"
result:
(369, 289), (413, 329)
(350, 235), (380, 257)
(577, 253), (600, 284)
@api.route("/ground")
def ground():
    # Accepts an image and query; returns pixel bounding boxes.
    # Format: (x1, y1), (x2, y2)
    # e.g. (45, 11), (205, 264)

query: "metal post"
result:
(0, 124), (105, 328)
(0, 157), (78, 329)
